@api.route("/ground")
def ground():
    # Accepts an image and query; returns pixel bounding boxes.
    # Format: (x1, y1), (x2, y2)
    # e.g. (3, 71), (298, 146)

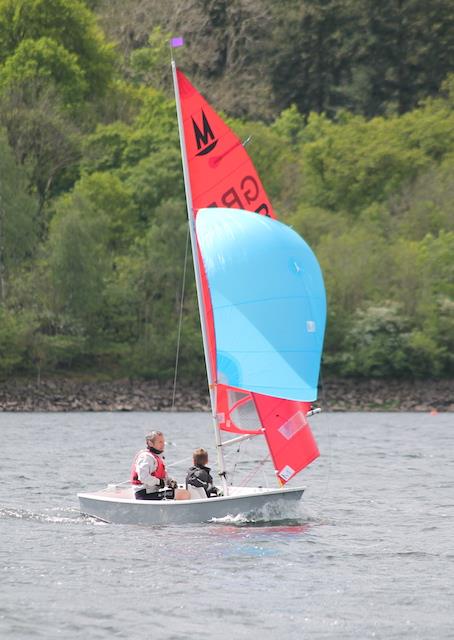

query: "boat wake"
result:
(0, 505), (105, 526)
(209, 499), (315, 527)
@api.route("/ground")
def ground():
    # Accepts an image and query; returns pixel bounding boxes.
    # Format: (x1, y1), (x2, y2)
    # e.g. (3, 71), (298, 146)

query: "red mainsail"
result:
(176, 69), (319, 483)
(176, 70), (274, 217)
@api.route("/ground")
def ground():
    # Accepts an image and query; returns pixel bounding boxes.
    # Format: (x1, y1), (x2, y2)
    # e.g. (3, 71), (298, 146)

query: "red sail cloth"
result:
(176, 70), (275, 217)
(216, 384), (263, 436)
(176, 69), (320, 480)
(253, 394), (319, 483)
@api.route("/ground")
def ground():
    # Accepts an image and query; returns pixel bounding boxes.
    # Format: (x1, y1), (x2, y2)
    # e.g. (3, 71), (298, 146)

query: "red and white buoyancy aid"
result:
(130, 449), (166, 485)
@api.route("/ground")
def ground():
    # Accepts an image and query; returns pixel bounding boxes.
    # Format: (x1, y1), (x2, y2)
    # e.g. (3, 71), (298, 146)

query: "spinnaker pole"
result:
(171, 58), (228, 496)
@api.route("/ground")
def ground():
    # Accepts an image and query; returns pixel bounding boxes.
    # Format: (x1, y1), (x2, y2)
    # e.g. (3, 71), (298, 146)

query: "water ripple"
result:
(0, 505), (101, 526)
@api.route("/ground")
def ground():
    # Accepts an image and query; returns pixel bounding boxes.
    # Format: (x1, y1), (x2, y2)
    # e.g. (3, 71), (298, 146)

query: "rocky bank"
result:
(0, 377), (452, 412)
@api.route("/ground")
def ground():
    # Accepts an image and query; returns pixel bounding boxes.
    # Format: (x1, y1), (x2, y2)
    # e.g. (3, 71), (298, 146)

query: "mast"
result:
(171, 59), (228, 496)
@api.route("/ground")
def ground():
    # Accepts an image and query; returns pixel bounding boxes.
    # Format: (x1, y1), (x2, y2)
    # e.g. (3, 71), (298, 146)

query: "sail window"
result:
(278, 411), (307, 440)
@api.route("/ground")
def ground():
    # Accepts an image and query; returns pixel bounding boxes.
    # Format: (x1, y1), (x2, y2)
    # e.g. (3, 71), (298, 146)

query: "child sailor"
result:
(185, 448), (220, 499)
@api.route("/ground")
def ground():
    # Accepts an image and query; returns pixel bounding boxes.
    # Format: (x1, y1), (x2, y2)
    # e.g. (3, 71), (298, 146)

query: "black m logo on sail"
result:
(192, 110), (218, 156)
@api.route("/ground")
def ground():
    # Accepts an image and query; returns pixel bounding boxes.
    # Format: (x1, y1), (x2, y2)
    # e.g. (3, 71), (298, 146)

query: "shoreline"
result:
(0, 377), (452, 412)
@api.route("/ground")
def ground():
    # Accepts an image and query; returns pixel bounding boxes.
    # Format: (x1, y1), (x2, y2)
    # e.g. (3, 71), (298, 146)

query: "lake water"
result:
(0, 411), (453, 639)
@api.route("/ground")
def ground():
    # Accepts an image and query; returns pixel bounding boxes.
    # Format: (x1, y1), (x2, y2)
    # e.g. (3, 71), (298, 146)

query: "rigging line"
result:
(171, 224), (190, 411)
(261, 465), (269, 489)
(230, 439), (246, 486)
(167, 444), (239, 470)
(239, 453), (270, 486)
(167, 455), (192, 469)
(316, 365), (331, 500)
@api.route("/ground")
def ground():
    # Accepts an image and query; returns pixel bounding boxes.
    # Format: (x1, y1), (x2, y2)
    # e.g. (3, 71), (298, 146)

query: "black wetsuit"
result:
(185, 465), (218, 497)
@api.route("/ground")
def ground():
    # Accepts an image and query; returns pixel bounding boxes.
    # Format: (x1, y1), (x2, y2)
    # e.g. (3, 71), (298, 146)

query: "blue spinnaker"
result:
(196, 208), (326, 401)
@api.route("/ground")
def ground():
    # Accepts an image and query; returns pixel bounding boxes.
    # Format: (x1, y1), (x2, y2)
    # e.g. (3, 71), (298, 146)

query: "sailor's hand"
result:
(167, 478), (178, 489)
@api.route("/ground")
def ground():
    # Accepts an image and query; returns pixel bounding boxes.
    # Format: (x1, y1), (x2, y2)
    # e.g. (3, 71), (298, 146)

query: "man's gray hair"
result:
(145, 431), (163, 443)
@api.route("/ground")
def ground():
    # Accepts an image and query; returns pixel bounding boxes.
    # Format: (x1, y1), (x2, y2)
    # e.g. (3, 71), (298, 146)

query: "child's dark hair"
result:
(193, 448), (208, 466)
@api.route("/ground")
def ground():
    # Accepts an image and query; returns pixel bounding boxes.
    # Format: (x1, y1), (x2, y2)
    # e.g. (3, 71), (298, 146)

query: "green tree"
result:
(0, 37), (87, 106)
(339, 303), (446, 378)
(0, 0), (115, 97)
(48, 200), (110, 330)
(393, 157), (454, 241)
(298, 101), (454, 215)
(357, 0), (454, 116)
(65, 172), (140, 250)
(125, 147), (183, 225)
(0, 0), (118, 213)
(270, 0), (362, 117)
(81, 121), (133, 174)
(130, 26), (171, 91)
(0, 85), (81, 218)
(0, 307), (32, 377)
(0, 130), (38, 301)
(110, 198), (202, 379)
(81, 87), (178, 175)
(98, 0), (275, 119)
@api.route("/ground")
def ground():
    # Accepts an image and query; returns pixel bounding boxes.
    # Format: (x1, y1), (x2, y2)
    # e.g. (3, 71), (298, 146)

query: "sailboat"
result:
(78, 59), (326, 525)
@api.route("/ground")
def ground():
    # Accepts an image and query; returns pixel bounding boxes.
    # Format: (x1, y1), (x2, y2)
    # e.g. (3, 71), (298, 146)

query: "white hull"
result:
(78, 485), (305, 525)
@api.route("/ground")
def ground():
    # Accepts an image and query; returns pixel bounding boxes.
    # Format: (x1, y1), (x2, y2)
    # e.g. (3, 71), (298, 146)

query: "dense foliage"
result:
(0, 0), (453, 382)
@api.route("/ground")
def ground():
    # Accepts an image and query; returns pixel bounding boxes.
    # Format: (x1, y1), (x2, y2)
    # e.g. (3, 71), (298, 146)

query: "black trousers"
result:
(134, 488), (174, 501)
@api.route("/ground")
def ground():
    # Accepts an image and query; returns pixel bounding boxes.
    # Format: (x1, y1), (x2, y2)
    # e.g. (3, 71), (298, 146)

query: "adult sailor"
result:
(131, 431), (177, 500)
